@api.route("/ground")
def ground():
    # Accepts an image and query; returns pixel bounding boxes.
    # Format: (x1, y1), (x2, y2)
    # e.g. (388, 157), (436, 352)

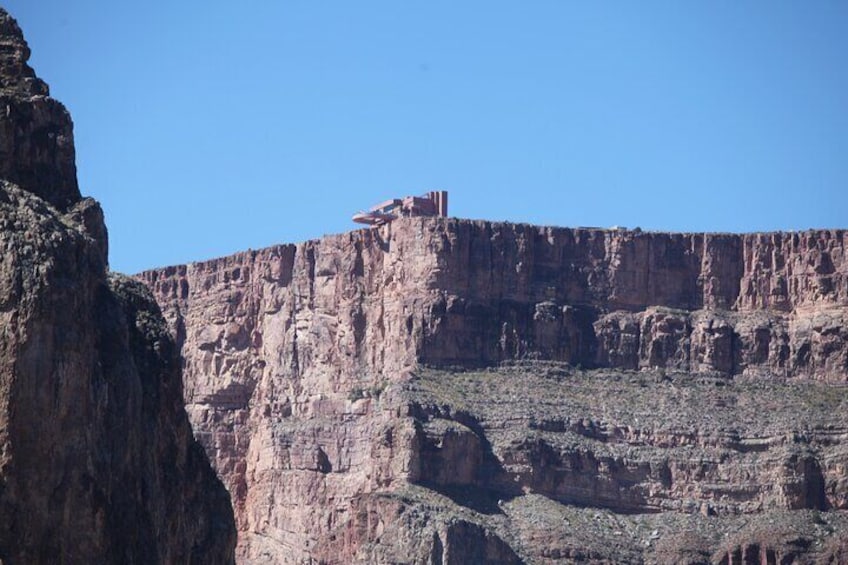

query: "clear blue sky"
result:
(5, 1), (847, 273)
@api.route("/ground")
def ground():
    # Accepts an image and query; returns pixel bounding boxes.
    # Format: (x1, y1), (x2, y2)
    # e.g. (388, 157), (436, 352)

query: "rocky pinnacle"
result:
(0, 8), (80, 210)
(0, 9), (236, 563)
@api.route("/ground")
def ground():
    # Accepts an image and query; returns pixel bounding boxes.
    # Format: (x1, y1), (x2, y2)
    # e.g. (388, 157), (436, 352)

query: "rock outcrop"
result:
(140, 219), (848, 563)
(417, 224), (846, 380)
(0, 9), (235, 563)
(0, 11), (78, 211)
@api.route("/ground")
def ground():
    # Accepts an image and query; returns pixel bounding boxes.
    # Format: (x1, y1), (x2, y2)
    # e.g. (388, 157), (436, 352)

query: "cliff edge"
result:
(141, 218), (848, 563)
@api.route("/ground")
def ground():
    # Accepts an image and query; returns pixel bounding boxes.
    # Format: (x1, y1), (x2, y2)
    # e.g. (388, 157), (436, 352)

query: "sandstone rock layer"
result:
(141, 218), (848, 563)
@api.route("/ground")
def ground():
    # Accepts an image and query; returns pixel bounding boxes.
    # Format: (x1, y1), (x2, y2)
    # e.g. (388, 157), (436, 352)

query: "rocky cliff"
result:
(0, 9), (236, 563)
(140, 219), (848, 563)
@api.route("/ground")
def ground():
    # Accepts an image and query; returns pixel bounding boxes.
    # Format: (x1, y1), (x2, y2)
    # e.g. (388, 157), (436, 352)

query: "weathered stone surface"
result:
(416, 222), (846, 379)
(141, 229), (435, 562)
(0, 10), (79, 211)
(0, 181), (236, 563)
(141, 218), (848, 563)
(0, 9), (236, 563)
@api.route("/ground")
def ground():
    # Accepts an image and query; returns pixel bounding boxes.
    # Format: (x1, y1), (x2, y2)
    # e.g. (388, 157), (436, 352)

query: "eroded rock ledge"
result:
(142, 220), (847, 384)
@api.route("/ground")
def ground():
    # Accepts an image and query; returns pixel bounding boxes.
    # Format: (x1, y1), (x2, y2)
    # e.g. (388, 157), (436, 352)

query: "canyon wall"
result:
(419, 222), (846, 378)
(141, 227), (436, 561)
(141, 218), (848, 563)
(7, 1), (845, 560)
(0, 9), (236, 563)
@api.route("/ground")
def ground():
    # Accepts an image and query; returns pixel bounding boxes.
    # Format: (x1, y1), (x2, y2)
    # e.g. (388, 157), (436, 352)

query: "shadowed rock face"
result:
(141, 219), (848, 563)
(0, 10), (79, 211)
(0, 8), (236, 563)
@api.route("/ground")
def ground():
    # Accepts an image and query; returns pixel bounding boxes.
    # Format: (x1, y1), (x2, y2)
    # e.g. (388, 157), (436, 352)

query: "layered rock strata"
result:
(0, 9), (236, 563)
(140, 218), (847, 563)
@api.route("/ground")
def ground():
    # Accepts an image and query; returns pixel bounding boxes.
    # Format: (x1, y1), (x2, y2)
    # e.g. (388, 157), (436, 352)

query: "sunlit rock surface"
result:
(142, 219), (847, 563)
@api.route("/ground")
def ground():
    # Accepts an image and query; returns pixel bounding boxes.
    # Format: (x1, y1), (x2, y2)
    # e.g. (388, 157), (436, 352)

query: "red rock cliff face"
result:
(141, 218), (848, 563)
(418, 222), (846, 379)
(141, 227), (440, 561)
(0, 9), (236, 563)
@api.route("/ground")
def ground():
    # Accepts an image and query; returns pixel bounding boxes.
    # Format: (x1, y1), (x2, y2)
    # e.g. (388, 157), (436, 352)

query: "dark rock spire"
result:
(0, 8), (80, 210)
